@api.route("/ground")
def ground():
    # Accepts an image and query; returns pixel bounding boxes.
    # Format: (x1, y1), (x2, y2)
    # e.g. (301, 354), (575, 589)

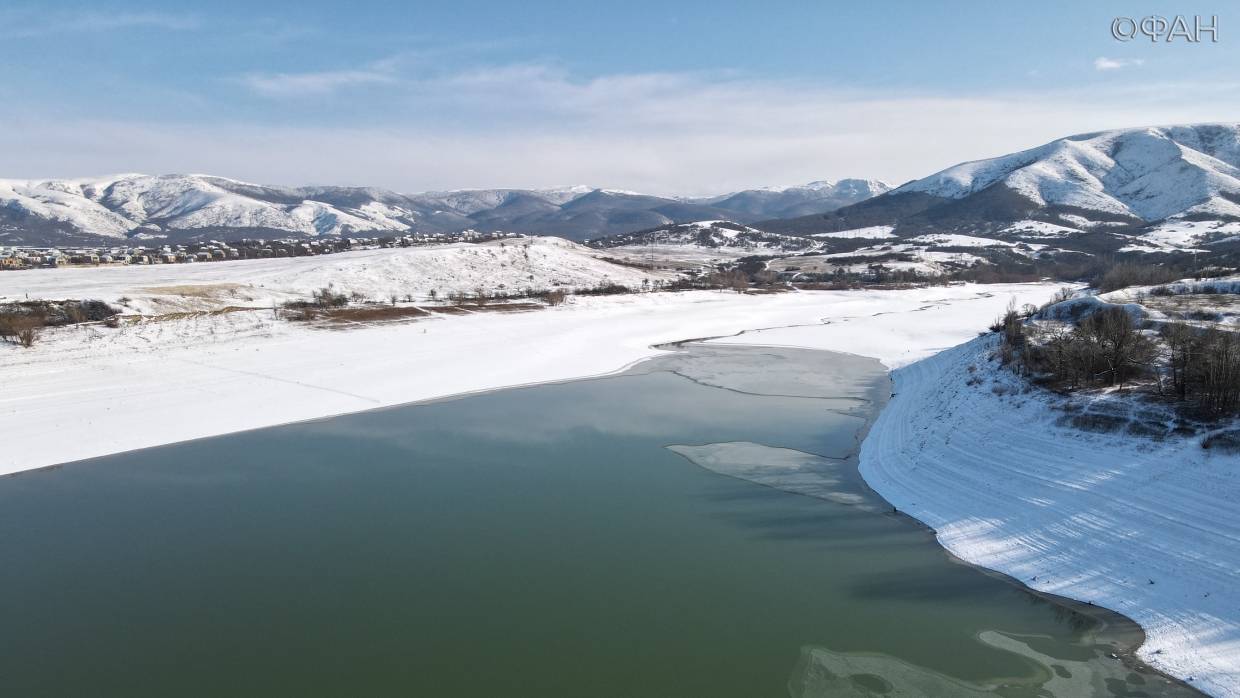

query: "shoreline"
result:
(657, 342), (1200, 696)
(858, 334), (1240, 698)
(0, 284), (1057, 476)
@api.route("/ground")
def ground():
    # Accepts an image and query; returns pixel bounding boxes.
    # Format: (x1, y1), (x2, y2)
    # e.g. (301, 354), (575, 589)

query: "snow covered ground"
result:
(0, 237), (667, 314)
(597, 243), (756, 268)
(860, 334), (1240, 697)
(766, 245), (986, 277)
(809, 225), (897, 239)
(0, 276), (1056, 475)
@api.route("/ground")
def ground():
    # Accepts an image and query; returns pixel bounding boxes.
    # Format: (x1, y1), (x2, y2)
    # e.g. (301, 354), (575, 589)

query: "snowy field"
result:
(861, 335), (1240, 697)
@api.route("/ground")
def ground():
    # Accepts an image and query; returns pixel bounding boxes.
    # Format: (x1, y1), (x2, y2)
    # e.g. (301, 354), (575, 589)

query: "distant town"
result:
(0, 230), (524, 271)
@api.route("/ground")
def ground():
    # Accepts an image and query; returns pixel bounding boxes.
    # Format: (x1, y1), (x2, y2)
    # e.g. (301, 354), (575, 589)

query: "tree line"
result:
(997, 296), (1240, 418)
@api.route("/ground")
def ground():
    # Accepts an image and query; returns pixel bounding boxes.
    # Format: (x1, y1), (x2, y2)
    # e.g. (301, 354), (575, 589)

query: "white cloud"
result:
(242, 70), (397, 97)
(2, 64), (1236, 195)
(1094, 57), (1145, 71)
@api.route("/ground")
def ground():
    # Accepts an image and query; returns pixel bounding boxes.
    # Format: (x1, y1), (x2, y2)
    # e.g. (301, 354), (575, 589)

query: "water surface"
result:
(0, 345), (1196, 696)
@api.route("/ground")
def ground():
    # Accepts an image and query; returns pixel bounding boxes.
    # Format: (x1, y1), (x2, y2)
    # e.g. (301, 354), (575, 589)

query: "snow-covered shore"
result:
(0, 281), (1056, 475)
(860, 335), (1240, 697)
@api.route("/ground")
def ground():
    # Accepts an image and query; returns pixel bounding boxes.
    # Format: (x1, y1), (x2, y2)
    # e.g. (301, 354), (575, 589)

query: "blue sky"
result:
(1, 1), (1236, 193)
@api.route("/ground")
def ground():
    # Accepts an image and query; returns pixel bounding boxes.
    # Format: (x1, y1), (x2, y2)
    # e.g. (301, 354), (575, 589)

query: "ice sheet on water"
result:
(650, 343), (885, 410)
(667, 441), (869, 508)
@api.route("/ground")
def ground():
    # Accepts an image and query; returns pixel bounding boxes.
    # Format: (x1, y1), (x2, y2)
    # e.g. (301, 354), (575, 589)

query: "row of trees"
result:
(998, 303), (1240, 418)
(1162, 323), (1240, 415)
(1000, 306), (1157, 390)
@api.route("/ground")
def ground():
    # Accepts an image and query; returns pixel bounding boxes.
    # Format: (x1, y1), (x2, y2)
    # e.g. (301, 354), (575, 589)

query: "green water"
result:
(0, 345), (1196, 697)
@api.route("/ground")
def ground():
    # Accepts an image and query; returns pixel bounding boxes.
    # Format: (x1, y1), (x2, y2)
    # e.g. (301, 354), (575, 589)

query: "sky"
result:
(1, 1), (1237, 195)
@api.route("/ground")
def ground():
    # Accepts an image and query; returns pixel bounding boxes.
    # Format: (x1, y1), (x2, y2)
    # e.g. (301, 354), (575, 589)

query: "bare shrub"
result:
(0, 311), (46, 346)
(1203, 429), (1240, 453)
(311, 286), (348, 308)
(541, 289), (568, 306)
(17, 325), (37, 347)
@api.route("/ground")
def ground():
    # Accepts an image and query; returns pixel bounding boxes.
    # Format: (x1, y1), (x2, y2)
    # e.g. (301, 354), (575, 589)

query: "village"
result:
(0, 229), (524, 271)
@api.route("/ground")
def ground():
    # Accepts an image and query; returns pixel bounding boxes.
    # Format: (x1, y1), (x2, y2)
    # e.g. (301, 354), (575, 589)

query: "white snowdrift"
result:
(860, 335), (1240, 698)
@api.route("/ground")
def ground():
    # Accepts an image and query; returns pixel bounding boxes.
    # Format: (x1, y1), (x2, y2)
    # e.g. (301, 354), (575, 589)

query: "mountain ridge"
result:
(0, 174), (889, 245)
(762, 123), (1240, 238)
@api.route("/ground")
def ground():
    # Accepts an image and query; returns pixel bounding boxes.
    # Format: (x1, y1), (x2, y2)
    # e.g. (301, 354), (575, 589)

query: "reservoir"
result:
(0, 344), (1197, 696)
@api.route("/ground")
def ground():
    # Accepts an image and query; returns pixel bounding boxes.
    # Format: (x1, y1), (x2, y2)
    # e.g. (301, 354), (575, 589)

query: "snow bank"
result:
(1038, 295), (1146, 322)
(859, 335), (1240, 697)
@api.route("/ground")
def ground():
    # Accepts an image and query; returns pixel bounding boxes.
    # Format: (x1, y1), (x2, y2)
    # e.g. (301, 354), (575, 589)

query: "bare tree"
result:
(1074, 307), (1156, 388)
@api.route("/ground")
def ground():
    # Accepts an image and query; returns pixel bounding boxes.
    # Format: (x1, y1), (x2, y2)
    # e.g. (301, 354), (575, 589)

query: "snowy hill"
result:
(0, 237), (667, 314)
(765, 124), (1240, 246)
(591, 220), (822, 253)
(0, 174), (885, 245)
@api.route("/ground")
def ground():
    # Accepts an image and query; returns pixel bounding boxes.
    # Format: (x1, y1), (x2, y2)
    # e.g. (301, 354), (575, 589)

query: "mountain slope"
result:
(0, 175), (886, 245)
(705, 179), (891, 219)
(764, 124), (1240, 239)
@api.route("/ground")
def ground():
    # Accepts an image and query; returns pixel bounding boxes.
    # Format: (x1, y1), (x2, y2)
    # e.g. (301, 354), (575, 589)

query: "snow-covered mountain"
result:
(693, 179), (891, 219)
(0, 174), (885, 245)
(766, 124), (1240, 242)
(900, 124), (1240, 221)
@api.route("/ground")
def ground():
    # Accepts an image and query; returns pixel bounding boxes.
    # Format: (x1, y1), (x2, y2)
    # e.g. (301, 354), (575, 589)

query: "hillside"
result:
(592, 220), (821, 252)
(0, 237), (665, 314)
(763, 124), (1240, 258)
